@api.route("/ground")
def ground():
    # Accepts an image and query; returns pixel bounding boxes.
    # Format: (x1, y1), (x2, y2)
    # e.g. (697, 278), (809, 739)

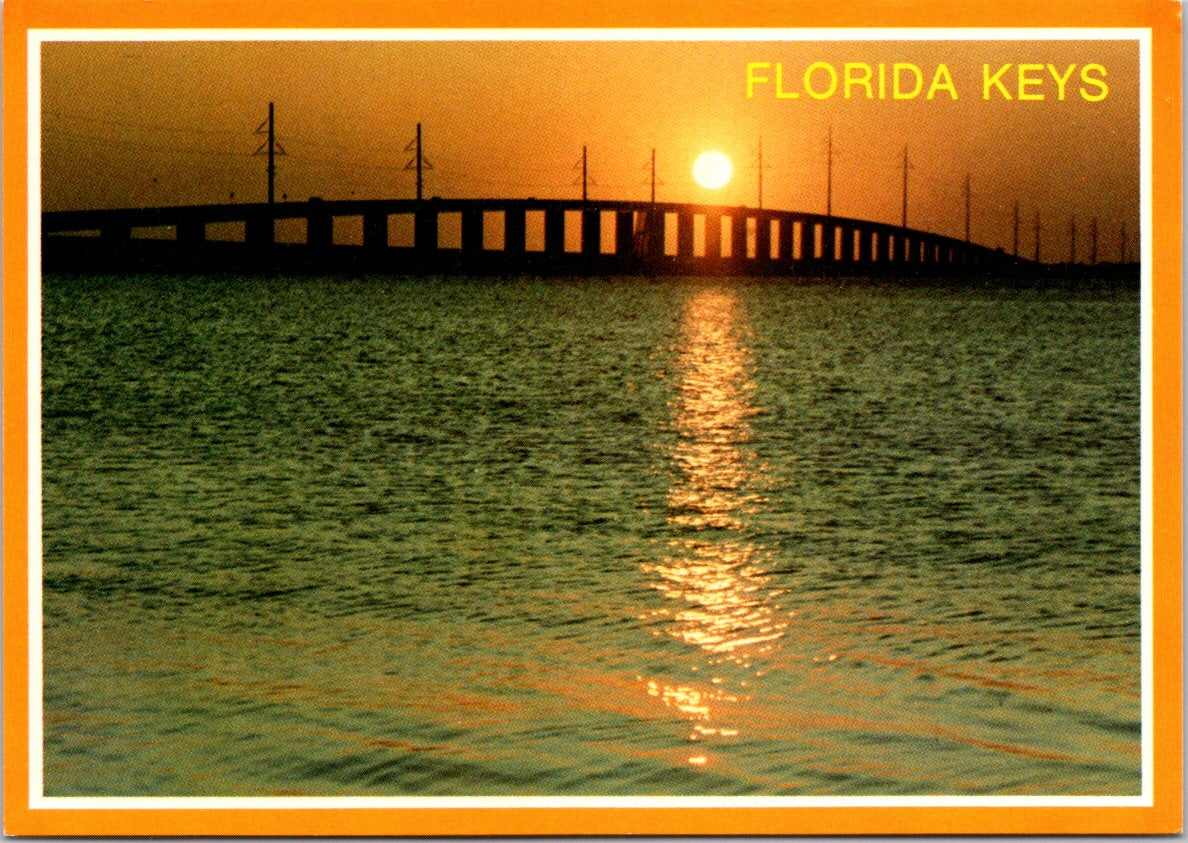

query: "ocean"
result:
(40, 273), (1141, 796)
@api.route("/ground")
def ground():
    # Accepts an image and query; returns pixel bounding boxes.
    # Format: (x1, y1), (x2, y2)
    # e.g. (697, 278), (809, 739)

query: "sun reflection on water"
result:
(641, 288), (788, 764)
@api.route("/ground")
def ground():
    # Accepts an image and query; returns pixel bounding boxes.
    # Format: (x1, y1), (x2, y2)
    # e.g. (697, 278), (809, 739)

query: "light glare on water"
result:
(642, 288), (787, 767)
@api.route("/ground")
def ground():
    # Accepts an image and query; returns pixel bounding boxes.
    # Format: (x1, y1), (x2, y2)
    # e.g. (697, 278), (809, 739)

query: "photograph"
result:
(3, 1), (1181, 836)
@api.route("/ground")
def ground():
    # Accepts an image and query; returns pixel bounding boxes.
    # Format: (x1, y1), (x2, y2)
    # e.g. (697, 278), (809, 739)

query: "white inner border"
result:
(26, 26), (1154, 812)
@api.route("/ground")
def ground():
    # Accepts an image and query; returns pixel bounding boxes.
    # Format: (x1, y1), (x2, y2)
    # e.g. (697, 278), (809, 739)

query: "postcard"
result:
(2, 0), (1181, 836)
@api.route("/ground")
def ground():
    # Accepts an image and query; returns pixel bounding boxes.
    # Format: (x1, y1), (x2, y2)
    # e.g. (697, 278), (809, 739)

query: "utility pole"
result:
(573, 146), (594, 201)
(825, 126), (833, 217)
(1034, 210), (1041, 263)
(963, 173), (971, 242)
(1012, 201), (1020, 257)
(267, 102), (275, 205)
(1069, 214), (1077, 264)
(1089, 217), (1098, 264)
(901, 146), (910, 228)
(403, 124), (433, 200)
(253, 102), (285, 204)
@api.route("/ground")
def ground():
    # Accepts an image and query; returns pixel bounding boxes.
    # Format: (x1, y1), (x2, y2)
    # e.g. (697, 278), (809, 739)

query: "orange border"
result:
(3, 0), (1181, 835)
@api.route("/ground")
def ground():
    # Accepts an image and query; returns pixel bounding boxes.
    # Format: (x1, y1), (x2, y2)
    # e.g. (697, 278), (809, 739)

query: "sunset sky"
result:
(41, 37), (1141, 260)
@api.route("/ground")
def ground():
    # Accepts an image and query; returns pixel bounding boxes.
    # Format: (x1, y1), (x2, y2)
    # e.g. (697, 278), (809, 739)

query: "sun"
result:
(692, 151), (733, 190)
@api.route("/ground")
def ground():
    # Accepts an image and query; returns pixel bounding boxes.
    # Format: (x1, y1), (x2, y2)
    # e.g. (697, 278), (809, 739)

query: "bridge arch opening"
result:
(564, 210), (582, 253)
(388, 214), (414, 248)
(483, 211), (504, 251)
(333, 215), (363, 246)
(131, 225), (173, 241)
(436, 212), (463, 250)
(525, 210), (545, 252)
(206, 221), (245, 243)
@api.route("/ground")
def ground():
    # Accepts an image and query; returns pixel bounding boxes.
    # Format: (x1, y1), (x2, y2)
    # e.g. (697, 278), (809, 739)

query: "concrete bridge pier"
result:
(307, 206), (333, 250)
(614, 211), (634, 257)
(815, 223), (829, 264)
(363, 212), (387, 250)
(777, 217), (794, 263)
(100, 223), (131, 245)
(98, 223), (131, 264)
(729, 215), (746, 261)
(755, 216), (772, 264)
(799, 221), (814, 265)
(581, 208), (601, 257)
(705, 214), (722, 260)
(638, 208), (664, 258)
(414, 206), (437, 252)
(544, 208), (564, 255)
(245, 214), (274, 247)
(901, 233), (913, 264)
(856, 227), (871, 264)
(803, 222), (816, 262)
(677, 212), (694, 259)
(461, 208), (483, 255)
(505, 207), (526, 255)
(177, 219), (205, 246)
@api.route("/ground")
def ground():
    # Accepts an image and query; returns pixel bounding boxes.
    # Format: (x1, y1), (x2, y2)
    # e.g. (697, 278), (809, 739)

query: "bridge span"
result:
(43, 197), (1023, 276)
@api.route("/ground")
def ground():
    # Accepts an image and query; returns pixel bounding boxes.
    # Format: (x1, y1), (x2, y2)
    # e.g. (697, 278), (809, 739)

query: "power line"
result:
(44, 125), (251, 158)
(42, 109), (245, 137)
(431, 172), (571, 190)
(44, 110), (1113, 255)
(46, 122), (434, 177)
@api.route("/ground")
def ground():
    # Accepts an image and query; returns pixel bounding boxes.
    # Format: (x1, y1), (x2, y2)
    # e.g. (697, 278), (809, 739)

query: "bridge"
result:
(42, 197), (1024, 276)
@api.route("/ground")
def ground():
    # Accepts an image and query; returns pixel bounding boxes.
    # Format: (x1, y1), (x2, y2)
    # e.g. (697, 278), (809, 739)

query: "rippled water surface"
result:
(41, 274), (1141, 796)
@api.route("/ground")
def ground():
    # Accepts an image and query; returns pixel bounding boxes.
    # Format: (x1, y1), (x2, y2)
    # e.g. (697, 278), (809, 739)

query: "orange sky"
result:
(41, 38), (1140, 260)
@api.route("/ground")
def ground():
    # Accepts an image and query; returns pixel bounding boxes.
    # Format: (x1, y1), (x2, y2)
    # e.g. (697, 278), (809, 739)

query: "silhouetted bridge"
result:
(43, 197), (1025, 276)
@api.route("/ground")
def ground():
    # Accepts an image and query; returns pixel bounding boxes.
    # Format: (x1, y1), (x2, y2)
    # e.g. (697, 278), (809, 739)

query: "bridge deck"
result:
(42, 197), (1024, 276)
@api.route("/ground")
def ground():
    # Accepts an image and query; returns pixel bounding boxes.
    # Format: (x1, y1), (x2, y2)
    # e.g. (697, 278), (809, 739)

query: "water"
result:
(40, 274), (1141, 796)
